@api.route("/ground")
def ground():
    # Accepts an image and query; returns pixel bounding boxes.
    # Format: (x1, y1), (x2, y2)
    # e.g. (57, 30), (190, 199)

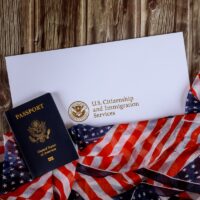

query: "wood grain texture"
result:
(190, 0), (200, 81)
(0, 0), (200, 134)
(0, 0), (34, 136)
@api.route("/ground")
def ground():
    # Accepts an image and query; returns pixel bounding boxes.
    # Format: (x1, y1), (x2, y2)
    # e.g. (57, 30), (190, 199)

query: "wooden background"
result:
(0, 0), (200, 136)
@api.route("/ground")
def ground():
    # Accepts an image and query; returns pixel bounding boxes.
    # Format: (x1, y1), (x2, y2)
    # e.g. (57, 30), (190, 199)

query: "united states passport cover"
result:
(5, 93), (78, 178)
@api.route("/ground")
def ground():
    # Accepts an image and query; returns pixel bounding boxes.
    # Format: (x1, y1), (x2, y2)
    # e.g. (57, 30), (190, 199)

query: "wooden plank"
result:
(34, 0), (86, 51)
(86, 0), (141, 44)
(189, 0), (200, 82)
(140, 0), (192, 78)
(0, 0), (87, 134)
(0, 0), (34, 135)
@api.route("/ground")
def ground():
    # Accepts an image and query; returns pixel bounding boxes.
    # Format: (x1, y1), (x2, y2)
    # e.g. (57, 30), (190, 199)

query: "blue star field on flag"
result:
(1, 75), (200, 199)
(69, 124), (113, 150)
(185, 91), (200, 114)
(0, 139), (32, 194)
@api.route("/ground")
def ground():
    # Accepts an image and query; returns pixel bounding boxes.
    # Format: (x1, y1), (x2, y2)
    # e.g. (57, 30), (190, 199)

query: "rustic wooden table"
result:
(0, 0), (199, 135)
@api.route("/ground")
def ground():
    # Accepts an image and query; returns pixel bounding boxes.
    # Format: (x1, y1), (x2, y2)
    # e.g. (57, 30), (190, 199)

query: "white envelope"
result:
(5, 32), (189, 127)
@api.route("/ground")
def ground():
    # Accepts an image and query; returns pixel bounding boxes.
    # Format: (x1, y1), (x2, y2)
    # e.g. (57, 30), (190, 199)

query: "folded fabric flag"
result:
(1, 73), (200, 199)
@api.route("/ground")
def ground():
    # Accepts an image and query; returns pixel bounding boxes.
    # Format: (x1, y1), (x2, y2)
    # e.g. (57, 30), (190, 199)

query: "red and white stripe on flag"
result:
(1, 73), (200, 199)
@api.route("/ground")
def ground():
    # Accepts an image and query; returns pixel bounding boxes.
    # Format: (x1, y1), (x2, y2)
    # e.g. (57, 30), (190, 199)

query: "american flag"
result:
(1, 74), (200, 199)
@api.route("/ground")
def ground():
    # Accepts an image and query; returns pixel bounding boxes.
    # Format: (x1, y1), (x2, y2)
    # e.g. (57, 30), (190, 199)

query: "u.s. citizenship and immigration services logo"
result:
(68, 101), (89, 122)
(27, 120), (51, 143)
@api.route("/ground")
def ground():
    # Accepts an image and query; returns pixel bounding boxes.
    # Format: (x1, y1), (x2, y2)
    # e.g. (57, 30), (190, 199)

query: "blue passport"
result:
(5, 93), (78, 178)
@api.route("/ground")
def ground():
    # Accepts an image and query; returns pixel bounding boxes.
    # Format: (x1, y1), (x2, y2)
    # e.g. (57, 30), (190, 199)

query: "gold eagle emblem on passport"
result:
(27, 120), (51, 143)
(68, 101), (89, 122)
